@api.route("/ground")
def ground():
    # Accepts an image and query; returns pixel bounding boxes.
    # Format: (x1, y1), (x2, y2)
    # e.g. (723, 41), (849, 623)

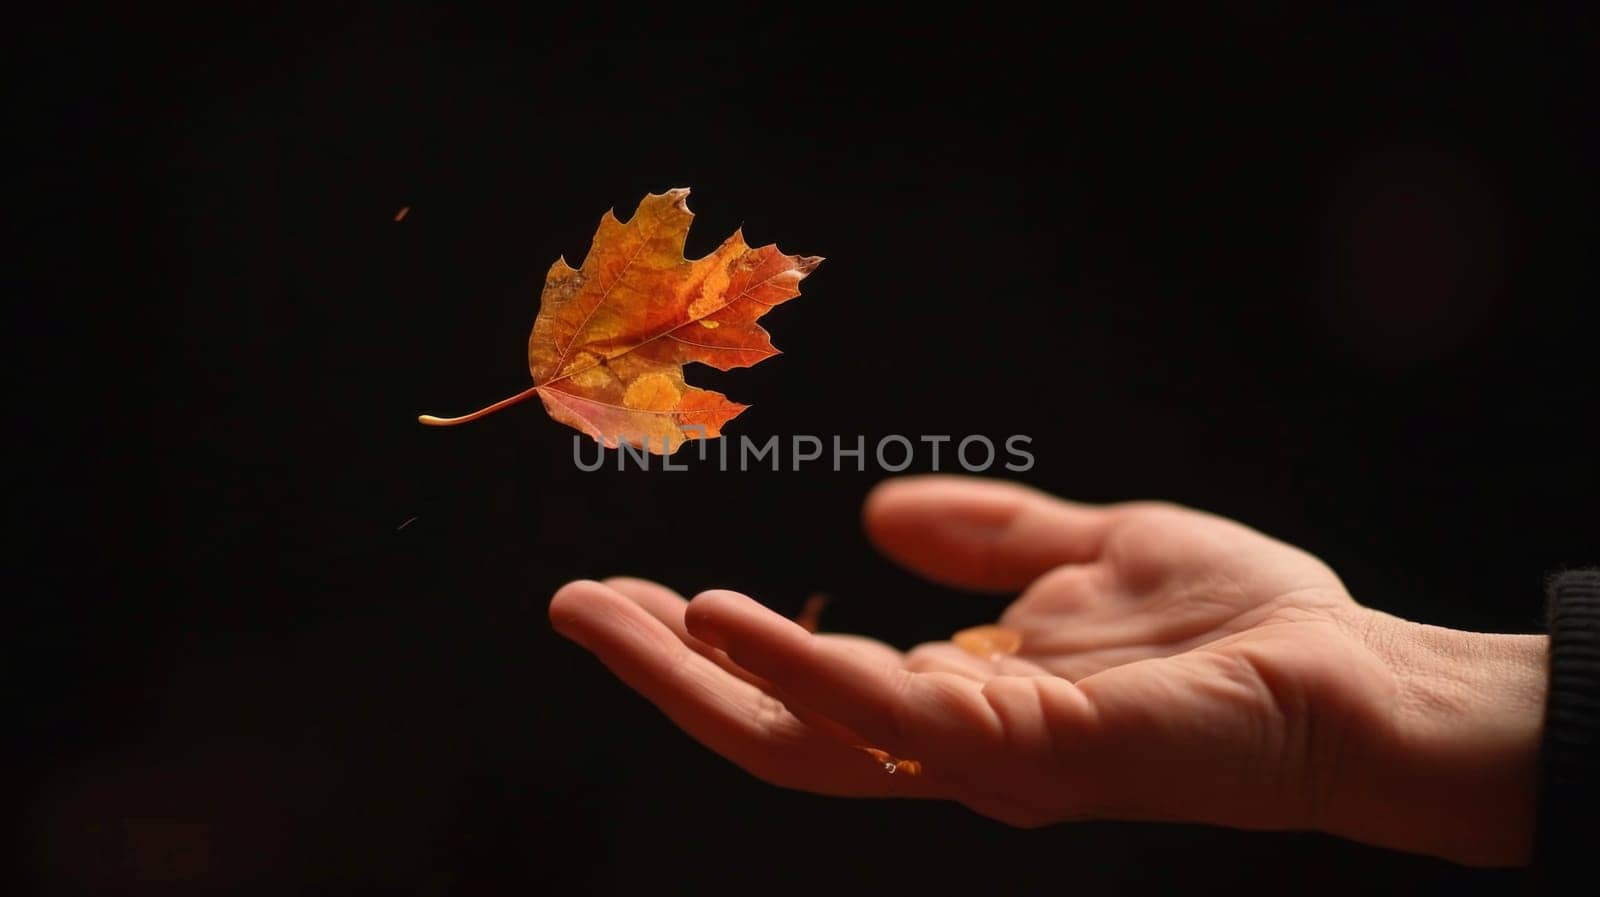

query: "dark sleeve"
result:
(1533, 568), (1600, 884)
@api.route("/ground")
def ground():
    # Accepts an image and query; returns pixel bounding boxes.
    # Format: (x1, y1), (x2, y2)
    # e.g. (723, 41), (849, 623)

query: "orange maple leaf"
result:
(952, 624), (1023, 661)
(418, 188), (820, 453)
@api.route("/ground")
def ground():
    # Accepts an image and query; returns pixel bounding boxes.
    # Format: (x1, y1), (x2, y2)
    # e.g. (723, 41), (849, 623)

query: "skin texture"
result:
(549, 475), (1547, 866)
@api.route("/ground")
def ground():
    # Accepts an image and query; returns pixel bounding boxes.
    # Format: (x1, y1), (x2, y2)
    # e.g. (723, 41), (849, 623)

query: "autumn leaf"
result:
(418, 188), (820, 453)
(952, 625), (1023, 661)
(794, 593), (830, 633)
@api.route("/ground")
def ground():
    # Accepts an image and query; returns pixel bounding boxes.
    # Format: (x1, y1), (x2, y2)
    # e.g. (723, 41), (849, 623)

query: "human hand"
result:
(549, 476), (1545, 865)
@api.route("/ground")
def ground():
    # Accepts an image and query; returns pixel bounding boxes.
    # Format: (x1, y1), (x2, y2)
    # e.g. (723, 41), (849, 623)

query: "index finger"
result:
(685, 588), (1003, 763)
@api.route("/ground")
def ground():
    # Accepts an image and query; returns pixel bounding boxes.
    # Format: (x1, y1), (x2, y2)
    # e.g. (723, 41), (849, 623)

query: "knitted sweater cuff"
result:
(1535, 569), (1600, 877)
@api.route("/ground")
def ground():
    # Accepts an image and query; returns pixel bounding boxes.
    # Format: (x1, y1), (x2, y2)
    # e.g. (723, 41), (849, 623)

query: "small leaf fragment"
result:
(859, 746), (923, 777)
(795, 593), (830, 633)
(952, 625), (1023, 661)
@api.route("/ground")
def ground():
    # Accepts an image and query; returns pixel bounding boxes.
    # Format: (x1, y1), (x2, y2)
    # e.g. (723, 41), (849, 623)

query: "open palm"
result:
(550, 475), (1540, 864)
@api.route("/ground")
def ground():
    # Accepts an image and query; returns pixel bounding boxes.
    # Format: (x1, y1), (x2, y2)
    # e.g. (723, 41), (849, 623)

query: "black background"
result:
(11, 6), (1595, 894)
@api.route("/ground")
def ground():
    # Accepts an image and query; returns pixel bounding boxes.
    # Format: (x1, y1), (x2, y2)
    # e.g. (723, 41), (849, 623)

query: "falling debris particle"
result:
(952, 624), (1024, 661)
(393, 205), (411, 222)
(394, 515), (419, 532)
(795, 593), (830, 633)
(860, 746), (923, 776)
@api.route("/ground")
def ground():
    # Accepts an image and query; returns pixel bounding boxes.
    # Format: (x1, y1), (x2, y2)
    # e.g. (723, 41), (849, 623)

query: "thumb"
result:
(863, 475), (1114, 593)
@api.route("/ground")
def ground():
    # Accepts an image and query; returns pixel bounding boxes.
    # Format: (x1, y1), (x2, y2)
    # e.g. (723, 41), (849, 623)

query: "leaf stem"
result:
(417, 384), (543, 427)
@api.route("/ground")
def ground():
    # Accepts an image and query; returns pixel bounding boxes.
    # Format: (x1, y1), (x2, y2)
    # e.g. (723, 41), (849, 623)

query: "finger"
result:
(549, 580), (937, 797)
(551, 580), (778, 749)
(602, 576), (707, 650)
(904, 642), (993, 680)
(863, 475), (1115, 593)
(603, 576), (770, 690)
(813, 633), (905, 668)
(603, 576), (905, 684)
(904, 642), (1054, 680)
(604, 577), (900, 742)
(685, 588), (1003, 761)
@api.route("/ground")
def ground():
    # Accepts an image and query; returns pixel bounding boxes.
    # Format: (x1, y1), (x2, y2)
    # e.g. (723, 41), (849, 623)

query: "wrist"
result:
(1332, 610), (1547, 866)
